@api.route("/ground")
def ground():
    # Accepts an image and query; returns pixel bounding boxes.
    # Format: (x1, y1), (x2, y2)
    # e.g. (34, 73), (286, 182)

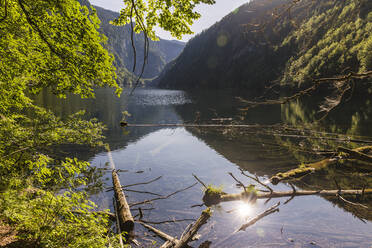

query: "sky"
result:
(90, 0), (250, 41)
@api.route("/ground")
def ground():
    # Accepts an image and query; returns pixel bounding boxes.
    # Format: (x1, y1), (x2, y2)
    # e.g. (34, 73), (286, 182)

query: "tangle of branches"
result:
(238, 71), (372, 119)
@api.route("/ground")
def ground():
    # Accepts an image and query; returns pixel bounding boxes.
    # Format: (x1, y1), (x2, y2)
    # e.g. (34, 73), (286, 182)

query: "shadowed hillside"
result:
(155, 0), (371, 95)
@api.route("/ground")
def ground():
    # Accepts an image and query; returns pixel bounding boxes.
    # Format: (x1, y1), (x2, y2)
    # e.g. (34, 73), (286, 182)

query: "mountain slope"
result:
(94, 6), (185, 80)
(155, 0), (371, 94)
(79, 0), (185, 82)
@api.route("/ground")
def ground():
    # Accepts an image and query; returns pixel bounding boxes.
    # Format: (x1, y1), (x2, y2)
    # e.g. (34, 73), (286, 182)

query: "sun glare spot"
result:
(237, 202), (253, 218)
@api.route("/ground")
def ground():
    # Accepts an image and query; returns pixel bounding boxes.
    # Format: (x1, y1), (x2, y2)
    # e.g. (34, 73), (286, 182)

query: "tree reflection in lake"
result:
(34, 87), (372, 247)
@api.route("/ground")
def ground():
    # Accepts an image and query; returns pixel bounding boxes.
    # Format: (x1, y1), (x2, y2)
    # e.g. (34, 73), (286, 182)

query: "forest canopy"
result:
(0, 0), (213, 246)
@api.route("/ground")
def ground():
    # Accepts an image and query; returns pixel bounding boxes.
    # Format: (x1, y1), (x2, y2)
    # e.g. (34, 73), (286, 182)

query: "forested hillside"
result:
(79, 0), (185, 82)
(156, 0), (371, 94)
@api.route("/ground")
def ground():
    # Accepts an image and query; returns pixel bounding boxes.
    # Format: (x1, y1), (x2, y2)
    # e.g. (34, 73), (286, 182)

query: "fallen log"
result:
(203, 189), (372, 206)
(112, 170), (134, 241)
(138, 217), (195, 248)
(270, 146), (372, 184)
(173, 209), (212, 248)
(337, 147), (372, 164)
(270, 159), (332, 185)
(160, 209), (212, 248)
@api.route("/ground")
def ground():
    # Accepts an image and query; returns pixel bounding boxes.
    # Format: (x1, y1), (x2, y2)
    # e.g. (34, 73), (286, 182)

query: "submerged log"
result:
(270, 159), (333, 185)
(337, 147), (372, 164)
(270, 146), (372, 184)
(112, 170), (134, 241)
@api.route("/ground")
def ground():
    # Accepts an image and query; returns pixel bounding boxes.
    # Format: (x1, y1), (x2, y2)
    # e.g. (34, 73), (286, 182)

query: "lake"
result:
(35, 87), (372, 248)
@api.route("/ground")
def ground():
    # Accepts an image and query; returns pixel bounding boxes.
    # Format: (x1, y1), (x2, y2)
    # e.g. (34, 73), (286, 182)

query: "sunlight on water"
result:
(48, 88), (372, 247)
(237, 201), (254, 218)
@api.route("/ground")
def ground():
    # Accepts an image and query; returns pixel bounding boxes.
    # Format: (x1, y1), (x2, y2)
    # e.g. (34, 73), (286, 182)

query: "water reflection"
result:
(34, 87), (372, 247)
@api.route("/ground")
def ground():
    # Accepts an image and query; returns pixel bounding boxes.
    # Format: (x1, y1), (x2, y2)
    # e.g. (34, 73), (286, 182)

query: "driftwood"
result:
(173, 209), (211, 248)
(236, 202), (280, 232)
(156, 209), (212, 248)
(139, 222), (193, 248)
(337, 147), (372, 163)
(140, 210), (211, 248)
(203, 188), (372, 206)
(112, 170), (134, 240)
(270, 146), (372, 184)
(139, 222), (180, 245)
(270, 159), (331, 185)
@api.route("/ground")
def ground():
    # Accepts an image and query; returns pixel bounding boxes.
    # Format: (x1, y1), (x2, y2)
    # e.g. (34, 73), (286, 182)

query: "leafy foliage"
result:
(0, 0), (216, 245)
(0, 0), (121, 246)
(1, 189), (117, 248)
(112, 0), (216, 40)
(0, 0), (120, 99)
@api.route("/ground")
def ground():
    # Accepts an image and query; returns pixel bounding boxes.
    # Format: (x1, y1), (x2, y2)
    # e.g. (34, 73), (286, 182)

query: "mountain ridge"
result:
(155, 0), (371, 95)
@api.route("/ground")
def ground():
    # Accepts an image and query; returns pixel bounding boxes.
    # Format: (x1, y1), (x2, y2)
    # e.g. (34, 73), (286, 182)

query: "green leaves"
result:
(0, 2), (119, 245)
(112, 0), (215, 40)
(1, 0), (120, 99)
(0, 189), (114, 247)
(0, 0), (219, 246)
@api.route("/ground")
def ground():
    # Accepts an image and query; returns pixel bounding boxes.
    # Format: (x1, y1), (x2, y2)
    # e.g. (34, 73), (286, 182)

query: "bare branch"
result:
(337, 194), (368, 209)
(122, 176), (163, 188)
(130, 5), (136, 72)
(240, 170), (273, 193)
(193, 174), (208, 189)
(129, 182), (197, 207)
(228, 172), (247, 193)
(139, 222), (178, 243)
(284, 183), (296, 205)
(239, 71), (372, 112)
(122, 188), (162, 196)
(236, 202), (280, 232)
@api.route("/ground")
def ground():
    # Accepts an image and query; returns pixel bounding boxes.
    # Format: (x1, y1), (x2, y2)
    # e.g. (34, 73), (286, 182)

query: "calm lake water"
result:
(35, 88), (372, 248)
